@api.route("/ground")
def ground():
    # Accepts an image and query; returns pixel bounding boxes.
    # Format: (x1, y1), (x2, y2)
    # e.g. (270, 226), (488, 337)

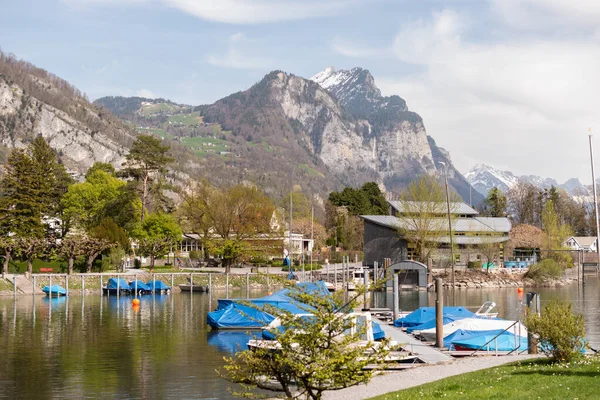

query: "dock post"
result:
(190, 273), (194, 291)
(171, 274), (174, 291)
(134, 279), (138, 297)
(362, 268), (369, 311)
(152, 273), (156, 294)
(81, 275), (84, 295)
(117, 276), (120, 298)
(374, 261), (378, 283)
(13, 274), (17, 296)
(226, 273), (229, 299)
(342, 262), (346, 297)
(209, 273), (212, 292)
(392, 273), (399, 321)
(49, 275), (52, 298)
(99, 275), (102, 296)
(435, 278), (443, 348)
(65, 275), (69, 297)
(32, 275), (36, 297)
(527, 292), (539, 354)
(246, 272), (249, 299)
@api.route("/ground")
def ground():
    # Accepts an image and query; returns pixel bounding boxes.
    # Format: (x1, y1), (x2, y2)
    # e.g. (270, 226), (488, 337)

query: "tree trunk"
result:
(2, 250), (10, 277)
(141, 171), (149, 223)
(68, 256), (74, 275)
(86, 254), (96, 273)
(27, 257), (33, 276)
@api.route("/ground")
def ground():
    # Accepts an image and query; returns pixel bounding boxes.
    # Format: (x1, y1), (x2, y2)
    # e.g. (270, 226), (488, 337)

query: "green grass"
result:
(136, 127), (173, 140)
(168, 112), (203, 126)
(369, 357), (600, 400)
(139, 102), (180, 116)
(181, 136), (229, 156)
(0, 279), (12, 291)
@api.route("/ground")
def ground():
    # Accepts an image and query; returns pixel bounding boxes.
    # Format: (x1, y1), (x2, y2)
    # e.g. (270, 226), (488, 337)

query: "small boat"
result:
(42, 284), (67, 297)
(102, 278), (132, 295)
(146, 280), (171, 294)
(178, 284), (209, 293)
(415, 318), (527, 342)
(129, 280), (153, 294)
(445, 329), (528, 352)
(323, 281), (335, 292)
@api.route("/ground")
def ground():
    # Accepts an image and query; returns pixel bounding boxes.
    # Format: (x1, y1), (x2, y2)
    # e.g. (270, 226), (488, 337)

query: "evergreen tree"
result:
(484, 187), (508, 217)
(122, 135), (173, 222)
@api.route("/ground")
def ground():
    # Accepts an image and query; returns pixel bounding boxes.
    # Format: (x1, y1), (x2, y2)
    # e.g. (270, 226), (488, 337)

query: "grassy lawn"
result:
(369, 357), (600, 400)
(0, 279), (13, 291)
(139, 102), (180, 115)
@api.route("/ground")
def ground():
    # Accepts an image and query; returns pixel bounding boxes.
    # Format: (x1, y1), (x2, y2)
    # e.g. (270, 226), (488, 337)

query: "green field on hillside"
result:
(136, 127), (173, 140)
(181, 136), (229, 156)
(168, 112), (203, 126)
(139, 102), (180, 116)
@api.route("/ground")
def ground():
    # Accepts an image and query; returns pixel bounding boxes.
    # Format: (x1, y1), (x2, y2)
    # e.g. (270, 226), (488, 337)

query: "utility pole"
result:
(588, 128), (599, 284)
(439, 162), (455, 293)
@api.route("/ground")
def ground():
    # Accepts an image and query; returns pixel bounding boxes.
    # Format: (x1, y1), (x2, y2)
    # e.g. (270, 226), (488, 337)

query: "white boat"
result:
(415, 318), (527, 342)
(347, 267), (367, 291)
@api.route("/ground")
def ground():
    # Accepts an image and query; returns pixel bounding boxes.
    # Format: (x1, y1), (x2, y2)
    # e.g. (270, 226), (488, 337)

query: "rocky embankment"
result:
(432, 268), (578, 289)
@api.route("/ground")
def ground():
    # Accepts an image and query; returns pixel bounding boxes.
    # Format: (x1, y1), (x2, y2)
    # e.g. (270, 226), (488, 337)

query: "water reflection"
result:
(0, 280), (599, 399)
(207, 331), (262, 354)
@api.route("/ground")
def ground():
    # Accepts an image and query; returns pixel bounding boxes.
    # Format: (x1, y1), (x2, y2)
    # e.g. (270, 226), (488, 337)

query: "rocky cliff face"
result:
(0, 75), (132, 175)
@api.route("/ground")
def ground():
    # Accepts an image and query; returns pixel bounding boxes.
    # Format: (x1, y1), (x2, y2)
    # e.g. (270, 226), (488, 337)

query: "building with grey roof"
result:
(361, 201), (511, 272)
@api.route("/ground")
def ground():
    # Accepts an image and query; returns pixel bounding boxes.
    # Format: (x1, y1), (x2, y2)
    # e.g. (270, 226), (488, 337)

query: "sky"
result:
(2, 0), (600, 184)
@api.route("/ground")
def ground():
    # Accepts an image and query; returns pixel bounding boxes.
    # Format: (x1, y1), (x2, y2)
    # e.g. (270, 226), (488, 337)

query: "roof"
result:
(564, 236), (597, 247)
(389, 201), (479, 216)
(361, 215), (511, 234)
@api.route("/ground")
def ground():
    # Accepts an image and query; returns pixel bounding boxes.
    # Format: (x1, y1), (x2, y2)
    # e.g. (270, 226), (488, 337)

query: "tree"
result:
(211, 239), (245, 272)
(484, 187), (507, 217)
(61, 170), (125, 231)
(85, 161), (116, 179)
(177, 180), (214, 258)
(541, 200), (572, 267)
(328, 182), (388, 215)
(479, 240), (501, 274)
(14, 237), (47, 276)
(132, 213), (182, 268)
(0, 237), (17, 277)
(524, 300), (586, 362)
(507, 182), (540, 226)
(89, 217), (130, 251)
(281, 191), (311, 220)
(81, 237), (114, 273)
(122, 135), (173, 222)
(221, 281), (392, 399)
(396, 175), (459, 265)
(56, 235), (87, 274)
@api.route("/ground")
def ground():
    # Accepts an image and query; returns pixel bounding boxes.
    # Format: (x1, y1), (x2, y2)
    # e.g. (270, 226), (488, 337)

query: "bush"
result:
(525, 259), (563, 283)
(189, 250), (202, 260)
(524, 300), (586, 362)
(467, 261), (482, 269)
(134, 258), (142, 269)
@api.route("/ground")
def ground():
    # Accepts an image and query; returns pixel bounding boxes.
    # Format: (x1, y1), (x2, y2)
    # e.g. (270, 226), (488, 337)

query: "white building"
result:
(562, 236), (598, 252)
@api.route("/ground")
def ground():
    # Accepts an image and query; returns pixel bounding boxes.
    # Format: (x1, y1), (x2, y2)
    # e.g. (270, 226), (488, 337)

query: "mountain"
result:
(0, 50), (136, 176)
(465, 163), (588, 196)
(97, 66), (482, 204)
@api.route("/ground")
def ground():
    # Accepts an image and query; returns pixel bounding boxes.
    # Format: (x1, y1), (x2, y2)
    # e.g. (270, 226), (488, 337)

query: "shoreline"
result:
(432, 267), (580, 289)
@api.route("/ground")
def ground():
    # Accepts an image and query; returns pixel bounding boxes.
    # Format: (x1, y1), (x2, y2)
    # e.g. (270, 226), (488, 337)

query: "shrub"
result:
(134, 258), (142, 269)
(524, 300), (586, 363)
(188, 250), (202, 260)
(467, 261), (482, 269)
(525, 259), (563, 283)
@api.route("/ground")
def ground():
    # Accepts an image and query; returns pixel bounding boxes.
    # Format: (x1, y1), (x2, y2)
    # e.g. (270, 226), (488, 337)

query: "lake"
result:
(0, 279), (598, 399)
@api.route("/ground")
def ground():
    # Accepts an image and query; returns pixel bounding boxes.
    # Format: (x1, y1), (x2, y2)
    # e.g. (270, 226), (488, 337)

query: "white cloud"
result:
(331, 36), (391, 59)
(333, 8), (600, 183)
(206, 33), (272, 70)
(162, 0), (356, 24)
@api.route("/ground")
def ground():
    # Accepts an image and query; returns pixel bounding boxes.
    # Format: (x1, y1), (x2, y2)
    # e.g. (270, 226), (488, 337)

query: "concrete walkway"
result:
(323, 354), (541, 400)
(6, 275), (42, 295)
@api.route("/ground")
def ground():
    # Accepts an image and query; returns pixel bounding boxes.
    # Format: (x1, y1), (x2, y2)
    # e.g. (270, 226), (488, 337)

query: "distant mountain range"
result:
(465, 163), (589, 197)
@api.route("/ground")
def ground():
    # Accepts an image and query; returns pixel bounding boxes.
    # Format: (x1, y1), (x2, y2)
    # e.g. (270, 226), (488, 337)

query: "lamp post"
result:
(438, 161), (455, 292)
(588, 128), (599, 285)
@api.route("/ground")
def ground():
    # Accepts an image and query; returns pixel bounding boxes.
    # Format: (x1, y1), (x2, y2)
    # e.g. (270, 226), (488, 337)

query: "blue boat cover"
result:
(42, 284), (67, 295)
(129, 280), (152, 291)
(207, 331), (262, 354)
(394, 306), (474, 327)
(106, 278), (131, 290)
(208, 281), (331, 330)
(372, 321), (385, 341)
(146, 280), (170, 290)
(444, 329), (527, 352)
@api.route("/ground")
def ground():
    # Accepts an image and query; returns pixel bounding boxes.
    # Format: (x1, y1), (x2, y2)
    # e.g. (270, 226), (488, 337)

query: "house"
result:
(562, 236), (598, 252)
(361, 200), (511, 269)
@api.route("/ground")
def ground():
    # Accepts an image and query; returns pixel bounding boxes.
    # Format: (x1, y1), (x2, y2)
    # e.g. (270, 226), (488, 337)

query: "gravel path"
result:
(323, 355), (542, 400)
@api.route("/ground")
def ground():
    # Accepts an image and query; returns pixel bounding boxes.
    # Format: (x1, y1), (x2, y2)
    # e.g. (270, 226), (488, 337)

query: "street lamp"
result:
(438, 161), (455, 291)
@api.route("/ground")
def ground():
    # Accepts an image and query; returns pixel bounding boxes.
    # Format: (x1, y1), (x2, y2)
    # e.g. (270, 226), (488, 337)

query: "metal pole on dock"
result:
(209, 273), (212, 292)
(226, 273), (229, 299)
(116, 276), (120, 298)
(99, 275), (102, 296)
(65, 275), (69, 296)
(13, 274), (17, 296)
(374, 261), (378, 283)
(588, 129), (599, 287)
(81, 275), (84, 295)
(363, 269), (369, 311)
(342, 262), (346, 297)
(32, 275), (36, 297)
(49, 275), (52, 298)
(135, 278), (138, 298)
(152, 273), (156, 294)
(435, 278), (443, 348)
(392, 273), (399, 321)
(190, 273), (194, 290)
(246, 272), (250, 299)
(171, 274), (174, 291)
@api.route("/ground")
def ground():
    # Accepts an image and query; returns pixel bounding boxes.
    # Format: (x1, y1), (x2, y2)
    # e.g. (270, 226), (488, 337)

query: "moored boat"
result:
(42, 284), (67, 297)
(146, 280), (171, 294)
(102, 278), (132, 295)
(129, 280), (152, 294)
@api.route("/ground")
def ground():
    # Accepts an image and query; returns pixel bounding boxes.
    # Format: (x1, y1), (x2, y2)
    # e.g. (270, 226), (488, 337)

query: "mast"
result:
(588, 128), (599, 285)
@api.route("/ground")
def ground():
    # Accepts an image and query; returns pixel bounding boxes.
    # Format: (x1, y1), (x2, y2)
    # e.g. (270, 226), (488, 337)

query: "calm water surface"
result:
(0, 280), (599, 399)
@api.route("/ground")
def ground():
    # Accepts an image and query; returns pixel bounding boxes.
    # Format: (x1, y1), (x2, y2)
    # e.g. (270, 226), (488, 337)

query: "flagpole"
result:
(588, 128), (599, 286)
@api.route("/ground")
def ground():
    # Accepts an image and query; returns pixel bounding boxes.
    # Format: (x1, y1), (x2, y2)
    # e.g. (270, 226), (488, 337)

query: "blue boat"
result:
(444, 329), (528, 352)
(42, 284), (67, 296)
(129, 280), (152, 294)
(394, 306), (474, 328)
(102, 278), (131, 295)
(146, 280), (171, 293)
(207, 281), (332, 330)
